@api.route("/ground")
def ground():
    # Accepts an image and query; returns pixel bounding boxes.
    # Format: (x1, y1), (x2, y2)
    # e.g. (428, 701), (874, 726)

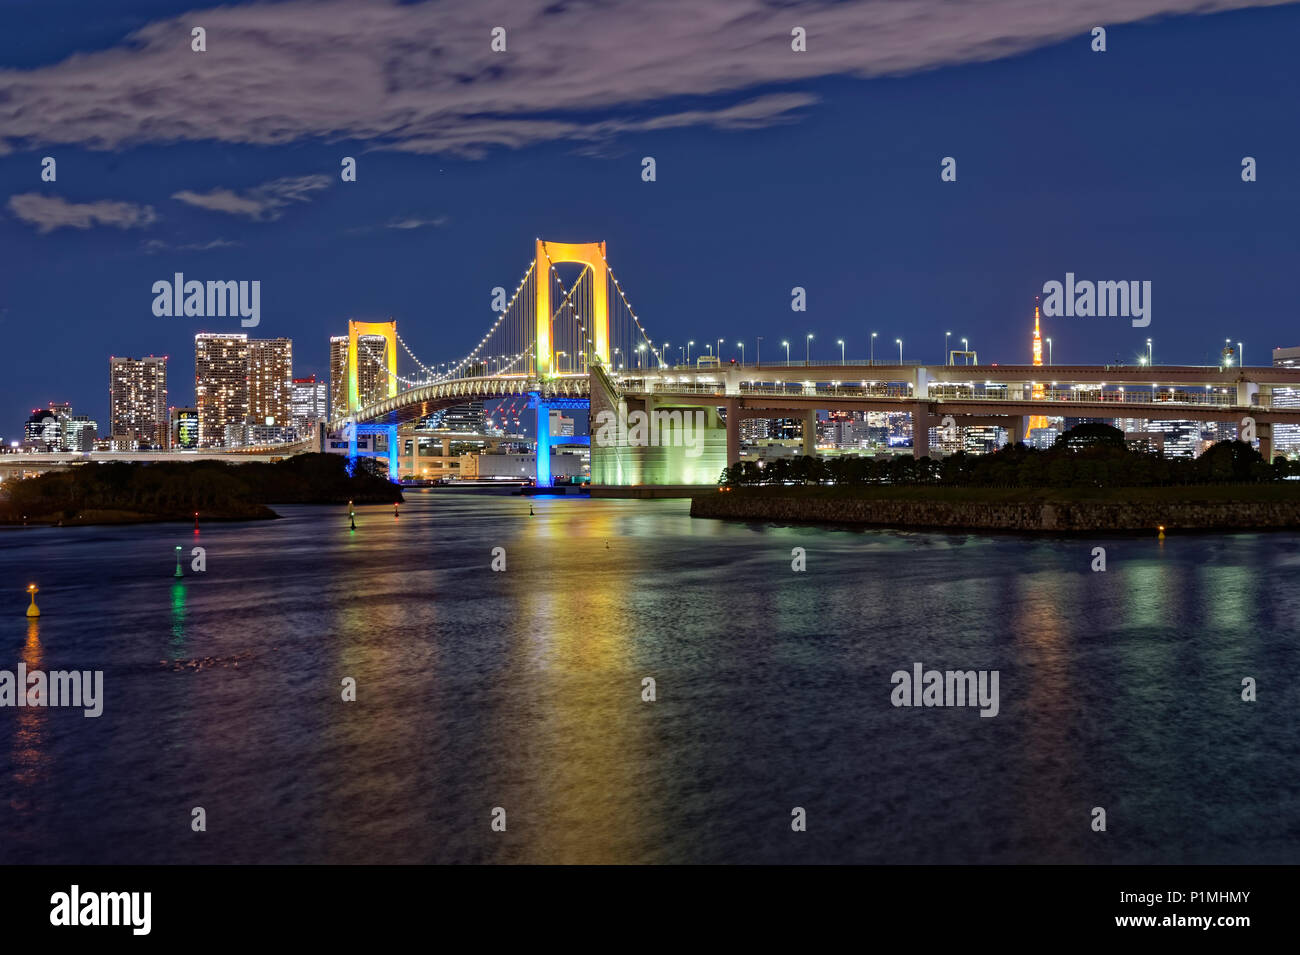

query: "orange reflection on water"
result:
(509, 503), (658, 863)
(1012, 570), (1078, 858)
(10, 619), (50, 805)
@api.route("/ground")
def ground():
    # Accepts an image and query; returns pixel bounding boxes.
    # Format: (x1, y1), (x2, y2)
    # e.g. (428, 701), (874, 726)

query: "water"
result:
(1, 493), (1297, 864)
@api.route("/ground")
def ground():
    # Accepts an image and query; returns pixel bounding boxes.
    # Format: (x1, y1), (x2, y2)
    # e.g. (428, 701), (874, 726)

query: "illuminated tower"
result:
(1027, 301), (1049, 432)
(1032, 303), (1043, 368)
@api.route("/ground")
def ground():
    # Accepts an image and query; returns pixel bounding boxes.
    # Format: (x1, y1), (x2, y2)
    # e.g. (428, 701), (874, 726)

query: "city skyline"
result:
(2, 1), (1299, 438)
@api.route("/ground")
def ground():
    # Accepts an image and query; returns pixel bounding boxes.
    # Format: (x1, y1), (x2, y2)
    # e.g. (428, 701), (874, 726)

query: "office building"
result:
(64, 415), (98, 451)
(1146, 419), (1201, 457)
(170, 407), (199, 449)
(23, 405), (64, 451)
(436, 400), (486, 434)
(292, 376), (328, 433)
(1272, 346), (1300, 455)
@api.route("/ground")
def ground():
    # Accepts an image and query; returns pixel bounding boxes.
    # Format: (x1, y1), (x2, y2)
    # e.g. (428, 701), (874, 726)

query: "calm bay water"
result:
(1, 492), (1297, 864)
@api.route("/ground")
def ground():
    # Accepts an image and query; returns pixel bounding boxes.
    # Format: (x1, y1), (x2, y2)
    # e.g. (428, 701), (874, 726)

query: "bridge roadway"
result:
(631, 363), (1300, 461)
(344, 362), (1300, 423)
(342, 362), (1300, 458)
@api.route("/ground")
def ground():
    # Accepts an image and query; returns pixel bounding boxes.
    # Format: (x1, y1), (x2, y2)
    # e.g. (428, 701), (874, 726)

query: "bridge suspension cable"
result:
(390, 259), (540, 386)
(354, 243), (665, 407)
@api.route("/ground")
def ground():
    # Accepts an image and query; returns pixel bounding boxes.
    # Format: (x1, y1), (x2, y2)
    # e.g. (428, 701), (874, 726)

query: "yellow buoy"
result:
(1157, 525), (1166, 540)
(26, 584), (39, 618)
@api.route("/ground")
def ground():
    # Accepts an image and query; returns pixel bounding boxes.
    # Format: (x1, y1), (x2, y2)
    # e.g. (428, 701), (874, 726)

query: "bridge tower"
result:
(346, 319), (400, 481)
(531, 240), (610, 486)
(534, 239), (609, 378)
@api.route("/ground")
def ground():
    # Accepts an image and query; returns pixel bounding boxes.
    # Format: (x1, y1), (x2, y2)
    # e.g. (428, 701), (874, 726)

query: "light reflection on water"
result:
(0, 493), (1296, 864)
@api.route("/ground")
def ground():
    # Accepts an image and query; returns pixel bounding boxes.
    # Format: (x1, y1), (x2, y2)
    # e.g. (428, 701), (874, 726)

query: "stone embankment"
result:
(691, 492), (1300, 532)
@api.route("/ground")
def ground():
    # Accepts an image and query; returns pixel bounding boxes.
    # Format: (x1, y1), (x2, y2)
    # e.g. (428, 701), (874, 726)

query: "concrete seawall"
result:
(691, 492), (1300, 532)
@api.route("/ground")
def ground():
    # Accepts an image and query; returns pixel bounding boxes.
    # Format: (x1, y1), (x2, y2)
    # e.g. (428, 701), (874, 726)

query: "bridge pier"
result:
(725, 400), (741, 467)
(801, 409), (817, 457)
(536, 399), (553, 488)
(912, 403), (930, 459)
(1006, 415), (1025, 447)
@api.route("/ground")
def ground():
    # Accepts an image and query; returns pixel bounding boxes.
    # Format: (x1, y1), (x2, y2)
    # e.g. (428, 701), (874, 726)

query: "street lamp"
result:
(717, 338), (723, 362)
(837, 339), (845, 363)
(806, 333), (813, 365)
(782, 340), (790, 365)
(1238, 341), (1244, 368)
(687, 341), (694, 363)
(961, 337), (968, 365)
(662, 341), (670, 367)
(945, 331), (951, 365)
(757, 336), (763, 366)
(613, 347), (620, 371)
(896, 338), (903, 363)
(1147, 338), (1152, 365)
(1046, 337), (1052, 365)
(871, 332), (877, 365)
(737, 342), (745, 365)
(637, 343), (646, 369)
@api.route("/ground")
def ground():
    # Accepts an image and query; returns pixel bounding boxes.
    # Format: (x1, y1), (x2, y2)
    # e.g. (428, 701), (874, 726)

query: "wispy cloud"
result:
(0, 0), (1285, 158)
(385, 215), (449, 230)
(171, 174), (331, 220)
(141, 237), (242, 253)
(7, 194), (158, 233)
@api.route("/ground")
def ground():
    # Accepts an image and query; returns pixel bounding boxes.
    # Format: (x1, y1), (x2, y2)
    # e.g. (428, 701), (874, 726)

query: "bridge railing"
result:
(653, 359), (924, 371)
(637, 379), (1262, 409)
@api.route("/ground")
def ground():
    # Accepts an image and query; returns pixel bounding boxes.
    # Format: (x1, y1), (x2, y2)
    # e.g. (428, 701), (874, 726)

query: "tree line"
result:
(0, 453), (401, 521)
(720, 426), (1295, 489)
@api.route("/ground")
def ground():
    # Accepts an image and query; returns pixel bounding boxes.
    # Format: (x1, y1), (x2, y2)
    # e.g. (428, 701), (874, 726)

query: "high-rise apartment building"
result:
(109, 356), (168, 450)
(248, 337), (293, 427)
(329, 333), (389, 417)
(194, 334), (249, 448)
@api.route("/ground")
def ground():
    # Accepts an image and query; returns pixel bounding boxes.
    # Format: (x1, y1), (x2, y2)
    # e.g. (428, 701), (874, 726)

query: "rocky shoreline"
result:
(691, 490), (1300, 533)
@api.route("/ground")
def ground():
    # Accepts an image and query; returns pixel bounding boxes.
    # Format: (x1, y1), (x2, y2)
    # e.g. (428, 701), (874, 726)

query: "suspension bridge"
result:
(330, 238), (1300, 486)
(331, 238), (692, 487)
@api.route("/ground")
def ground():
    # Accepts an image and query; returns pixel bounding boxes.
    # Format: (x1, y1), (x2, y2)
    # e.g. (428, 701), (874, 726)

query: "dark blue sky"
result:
(1, 0), (1298, 438)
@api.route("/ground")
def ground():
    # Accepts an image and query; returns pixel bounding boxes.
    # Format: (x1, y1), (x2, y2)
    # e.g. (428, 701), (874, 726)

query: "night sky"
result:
(1, 0), (1298, 438)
